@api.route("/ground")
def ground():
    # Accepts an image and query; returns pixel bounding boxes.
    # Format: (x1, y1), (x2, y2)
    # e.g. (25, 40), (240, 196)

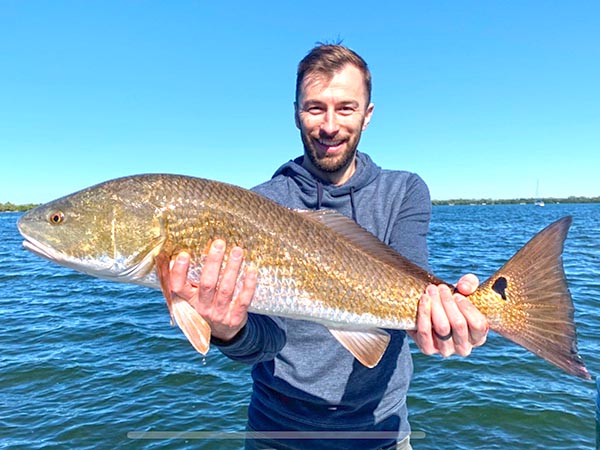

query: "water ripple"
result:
(2, 205), (598, 449)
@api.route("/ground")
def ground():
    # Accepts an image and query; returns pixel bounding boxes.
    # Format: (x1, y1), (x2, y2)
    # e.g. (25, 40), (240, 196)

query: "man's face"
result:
(295, 64), (374, 182)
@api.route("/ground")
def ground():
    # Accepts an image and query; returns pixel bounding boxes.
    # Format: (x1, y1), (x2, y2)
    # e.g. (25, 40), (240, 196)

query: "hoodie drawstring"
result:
(316, 181), (324, 210)
(316, 180), (358, 224)
(316, 180), (358, 223)
(349, 186), (357, 223)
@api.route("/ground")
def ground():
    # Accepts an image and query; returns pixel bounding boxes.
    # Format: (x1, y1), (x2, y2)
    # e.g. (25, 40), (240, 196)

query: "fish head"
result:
(17, 176), (166, 283)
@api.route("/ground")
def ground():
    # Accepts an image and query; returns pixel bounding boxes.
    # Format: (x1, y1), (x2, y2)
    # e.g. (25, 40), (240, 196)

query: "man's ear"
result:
(362, 103), (374, 131)
(294, 101), (301, 129)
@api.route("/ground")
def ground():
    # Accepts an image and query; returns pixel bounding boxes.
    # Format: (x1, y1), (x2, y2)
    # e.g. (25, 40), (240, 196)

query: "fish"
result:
(17, 173), (590, 380)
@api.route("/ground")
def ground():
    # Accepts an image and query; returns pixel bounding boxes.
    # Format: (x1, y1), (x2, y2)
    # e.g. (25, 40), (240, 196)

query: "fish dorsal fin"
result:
(329, 328), (390, 368)
(298, 210), (437, 282)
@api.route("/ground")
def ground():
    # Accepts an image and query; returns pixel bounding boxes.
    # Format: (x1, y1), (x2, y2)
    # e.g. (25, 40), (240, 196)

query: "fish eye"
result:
(49, 211), (65, 225)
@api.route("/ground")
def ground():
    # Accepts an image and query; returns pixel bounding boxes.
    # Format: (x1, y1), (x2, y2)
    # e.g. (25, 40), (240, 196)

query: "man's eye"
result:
(307, 107), (324, 114)
(338, 106), (357, 115)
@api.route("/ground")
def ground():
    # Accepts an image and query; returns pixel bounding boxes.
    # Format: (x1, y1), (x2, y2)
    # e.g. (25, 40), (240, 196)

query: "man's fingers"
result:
(455, 273), (479, 296)
(197, 240), (226, 306)
(432, 285), (456, 357)
(170, 252), (191, 293)
(212, 246), (245, 314)
(412, 280), (488, 358)
(455, 296), (489, 347)
(229, 265), (257, 326)
(412, 292), (435, 355)
(237, 265), (258, 309)
(439, 285), (471, 356)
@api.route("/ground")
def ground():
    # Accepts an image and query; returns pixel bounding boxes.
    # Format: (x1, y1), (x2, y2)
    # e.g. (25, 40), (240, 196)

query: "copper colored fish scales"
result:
(159, 177), (431, 328)
(17, 174), (590, 380)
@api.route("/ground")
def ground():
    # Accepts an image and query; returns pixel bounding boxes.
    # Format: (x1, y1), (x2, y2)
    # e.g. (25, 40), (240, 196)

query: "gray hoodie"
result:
(216, 151), (431, 449)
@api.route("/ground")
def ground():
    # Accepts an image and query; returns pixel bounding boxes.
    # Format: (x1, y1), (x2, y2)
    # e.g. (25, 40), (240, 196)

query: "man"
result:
(170, 44), (488, 449)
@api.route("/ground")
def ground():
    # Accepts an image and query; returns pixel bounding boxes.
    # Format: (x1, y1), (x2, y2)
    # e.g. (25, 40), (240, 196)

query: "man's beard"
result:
(301, 133), (361, 174)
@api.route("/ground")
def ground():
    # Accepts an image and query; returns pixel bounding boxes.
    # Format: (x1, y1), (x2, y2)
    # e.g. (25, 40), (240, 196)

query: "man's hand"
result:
(408, 274), (488, 357)
(169, 240), (258, 342)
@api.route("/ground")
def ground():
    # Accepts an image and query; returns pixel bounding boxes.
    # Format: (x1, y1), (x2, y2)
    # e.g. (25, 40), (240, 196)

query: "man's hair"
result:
(295, 44), (372, 104)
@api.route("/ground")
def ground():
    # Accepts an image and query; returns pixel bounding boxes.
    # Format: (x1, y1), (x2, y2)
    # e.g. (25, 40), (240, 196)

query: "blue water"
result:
(1, 203), (598, 449)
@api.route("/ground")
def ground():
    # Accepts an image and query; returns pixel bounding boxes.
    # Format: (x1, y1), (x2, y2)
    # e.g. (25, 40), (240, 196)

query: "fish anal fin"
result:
(329, 328), (390, 368)
(155, 251), (211, 355)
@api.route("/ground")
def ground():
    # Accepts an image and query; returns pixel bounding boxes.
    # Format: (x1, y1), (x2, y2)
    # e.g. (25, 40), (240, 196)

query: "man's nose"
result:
(320, 110), (340, 135)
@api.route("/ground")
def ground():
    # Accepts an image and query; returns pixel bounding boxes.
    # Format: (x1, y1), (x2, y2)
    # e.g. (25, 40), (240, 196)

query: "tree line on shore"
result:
(432, 196), (600, 206)
(0, 202), (40, 212)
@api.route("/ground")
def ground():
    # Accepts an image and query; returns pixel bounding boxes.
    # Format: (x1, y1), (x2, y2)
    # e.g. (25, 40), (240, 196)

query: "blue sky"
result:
(1, 1), (598, 204)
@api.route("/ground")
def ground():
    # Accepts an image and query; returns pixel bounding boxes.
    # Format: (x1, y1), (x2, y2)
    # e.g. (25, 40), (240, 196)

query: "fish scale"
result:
(17, 173), (590, 379)
(158, 180), (421, 327)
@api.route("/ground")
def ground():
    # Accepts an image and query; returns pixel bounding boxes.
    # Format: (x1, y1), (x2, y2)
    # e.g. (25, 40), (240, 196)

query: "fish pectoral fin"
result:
(154, 250), (211, 355)
(171, 296), (212, 355)
(328, 328), (390, 368)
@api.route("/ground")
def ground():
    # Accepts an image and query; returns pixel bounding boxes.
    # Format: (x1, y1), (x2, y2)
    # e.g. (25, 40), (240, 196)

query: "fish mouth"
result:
(21, 236), (65, 263)
(20, 233), (159, 284)
(20, 235), (97, 277)
(19, 228), (107, 277)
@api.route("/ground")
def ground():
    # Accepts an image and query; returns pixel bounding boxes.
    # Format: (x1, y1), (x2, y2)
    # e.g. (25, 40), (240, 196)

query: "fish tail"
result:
(476, 216), (590, 380)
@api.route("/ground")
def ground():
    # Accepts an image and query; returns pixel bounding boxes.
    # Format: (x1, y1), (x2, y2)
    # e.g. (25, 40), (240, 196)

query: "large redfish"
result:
(17, 174), (590, 379)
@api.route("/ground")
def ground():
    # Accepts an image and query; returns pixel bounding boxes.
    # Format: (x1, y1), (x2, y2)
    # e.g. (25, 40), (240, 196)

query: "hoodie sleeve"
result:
(212, 313), (287, 364)
(388, 173), (432, 271)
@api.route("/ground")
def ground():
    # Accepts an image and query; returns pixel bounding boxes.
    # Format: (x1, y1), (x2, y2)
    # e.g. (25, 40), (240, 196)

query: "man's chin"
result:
(312, 151), (356, 173)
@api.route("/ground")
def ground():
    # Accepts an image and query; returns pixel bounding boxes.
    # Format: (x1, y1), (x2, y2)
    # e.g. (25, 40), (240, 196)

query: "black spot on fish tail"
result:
(492, 277), (508, 300)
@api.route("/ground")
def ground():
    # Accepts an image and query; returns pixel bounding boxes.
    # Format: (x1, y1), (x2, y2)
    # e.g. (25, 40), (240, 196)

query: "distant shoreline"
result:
(1, 203), (40, 212)
(432, 196), (600, 206)
(2, 196), (599, 212)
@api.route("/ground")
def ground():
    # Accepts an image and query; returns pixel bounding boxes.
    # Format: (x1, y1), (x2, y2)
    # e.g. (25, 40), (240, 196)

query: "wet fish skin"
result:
(17, 174), (591, 380)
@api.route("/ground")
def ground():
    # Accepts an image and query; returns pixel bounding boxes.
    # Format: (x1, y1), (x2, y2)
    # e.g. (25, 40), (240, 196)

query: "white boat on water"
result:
(535, 180), (544, 207)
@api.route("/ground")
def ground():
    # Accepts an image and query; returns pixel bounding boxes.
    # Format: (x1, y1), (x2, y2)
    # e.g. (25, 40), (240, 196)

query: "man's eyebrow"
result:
(339, 100), (360, 107)
(301, 99), (360, 107)
(300, 99), (325, 108)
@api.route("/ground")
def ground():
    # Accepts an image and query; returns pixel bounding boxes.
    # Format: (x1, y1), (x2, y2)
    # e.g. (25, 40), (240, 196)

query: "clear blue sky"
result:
(1, 1), (599, 204)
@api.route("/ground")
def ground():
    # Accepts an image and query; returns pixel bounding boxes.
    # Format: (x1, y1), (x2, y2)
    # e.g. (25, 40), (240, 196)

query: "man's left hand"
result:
(408, 274), (489, 357)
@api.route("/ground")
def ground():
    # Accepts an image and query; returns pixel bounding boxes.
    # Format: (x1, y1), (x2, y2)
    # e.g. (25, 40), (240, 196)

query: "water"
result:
(1, 203), (598, 449)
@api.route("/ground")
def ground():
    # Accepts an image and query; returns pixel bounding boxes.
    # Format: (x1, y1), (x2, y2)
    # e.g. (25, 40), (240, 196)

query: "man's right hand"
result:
(169, 239), (258, 342)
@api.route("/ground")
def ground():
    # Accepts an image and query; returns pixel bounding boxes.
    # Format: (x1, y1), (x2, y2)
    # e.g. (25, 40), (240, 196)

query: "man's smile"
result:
(316, 138), (345, 153)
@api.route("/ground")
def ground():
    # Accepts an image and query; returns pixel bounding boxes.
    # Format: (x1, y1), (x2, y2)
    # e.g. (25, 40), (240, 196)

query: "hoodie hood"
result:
(263, 151), (381, 222)
(271, 151), (381, 197)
